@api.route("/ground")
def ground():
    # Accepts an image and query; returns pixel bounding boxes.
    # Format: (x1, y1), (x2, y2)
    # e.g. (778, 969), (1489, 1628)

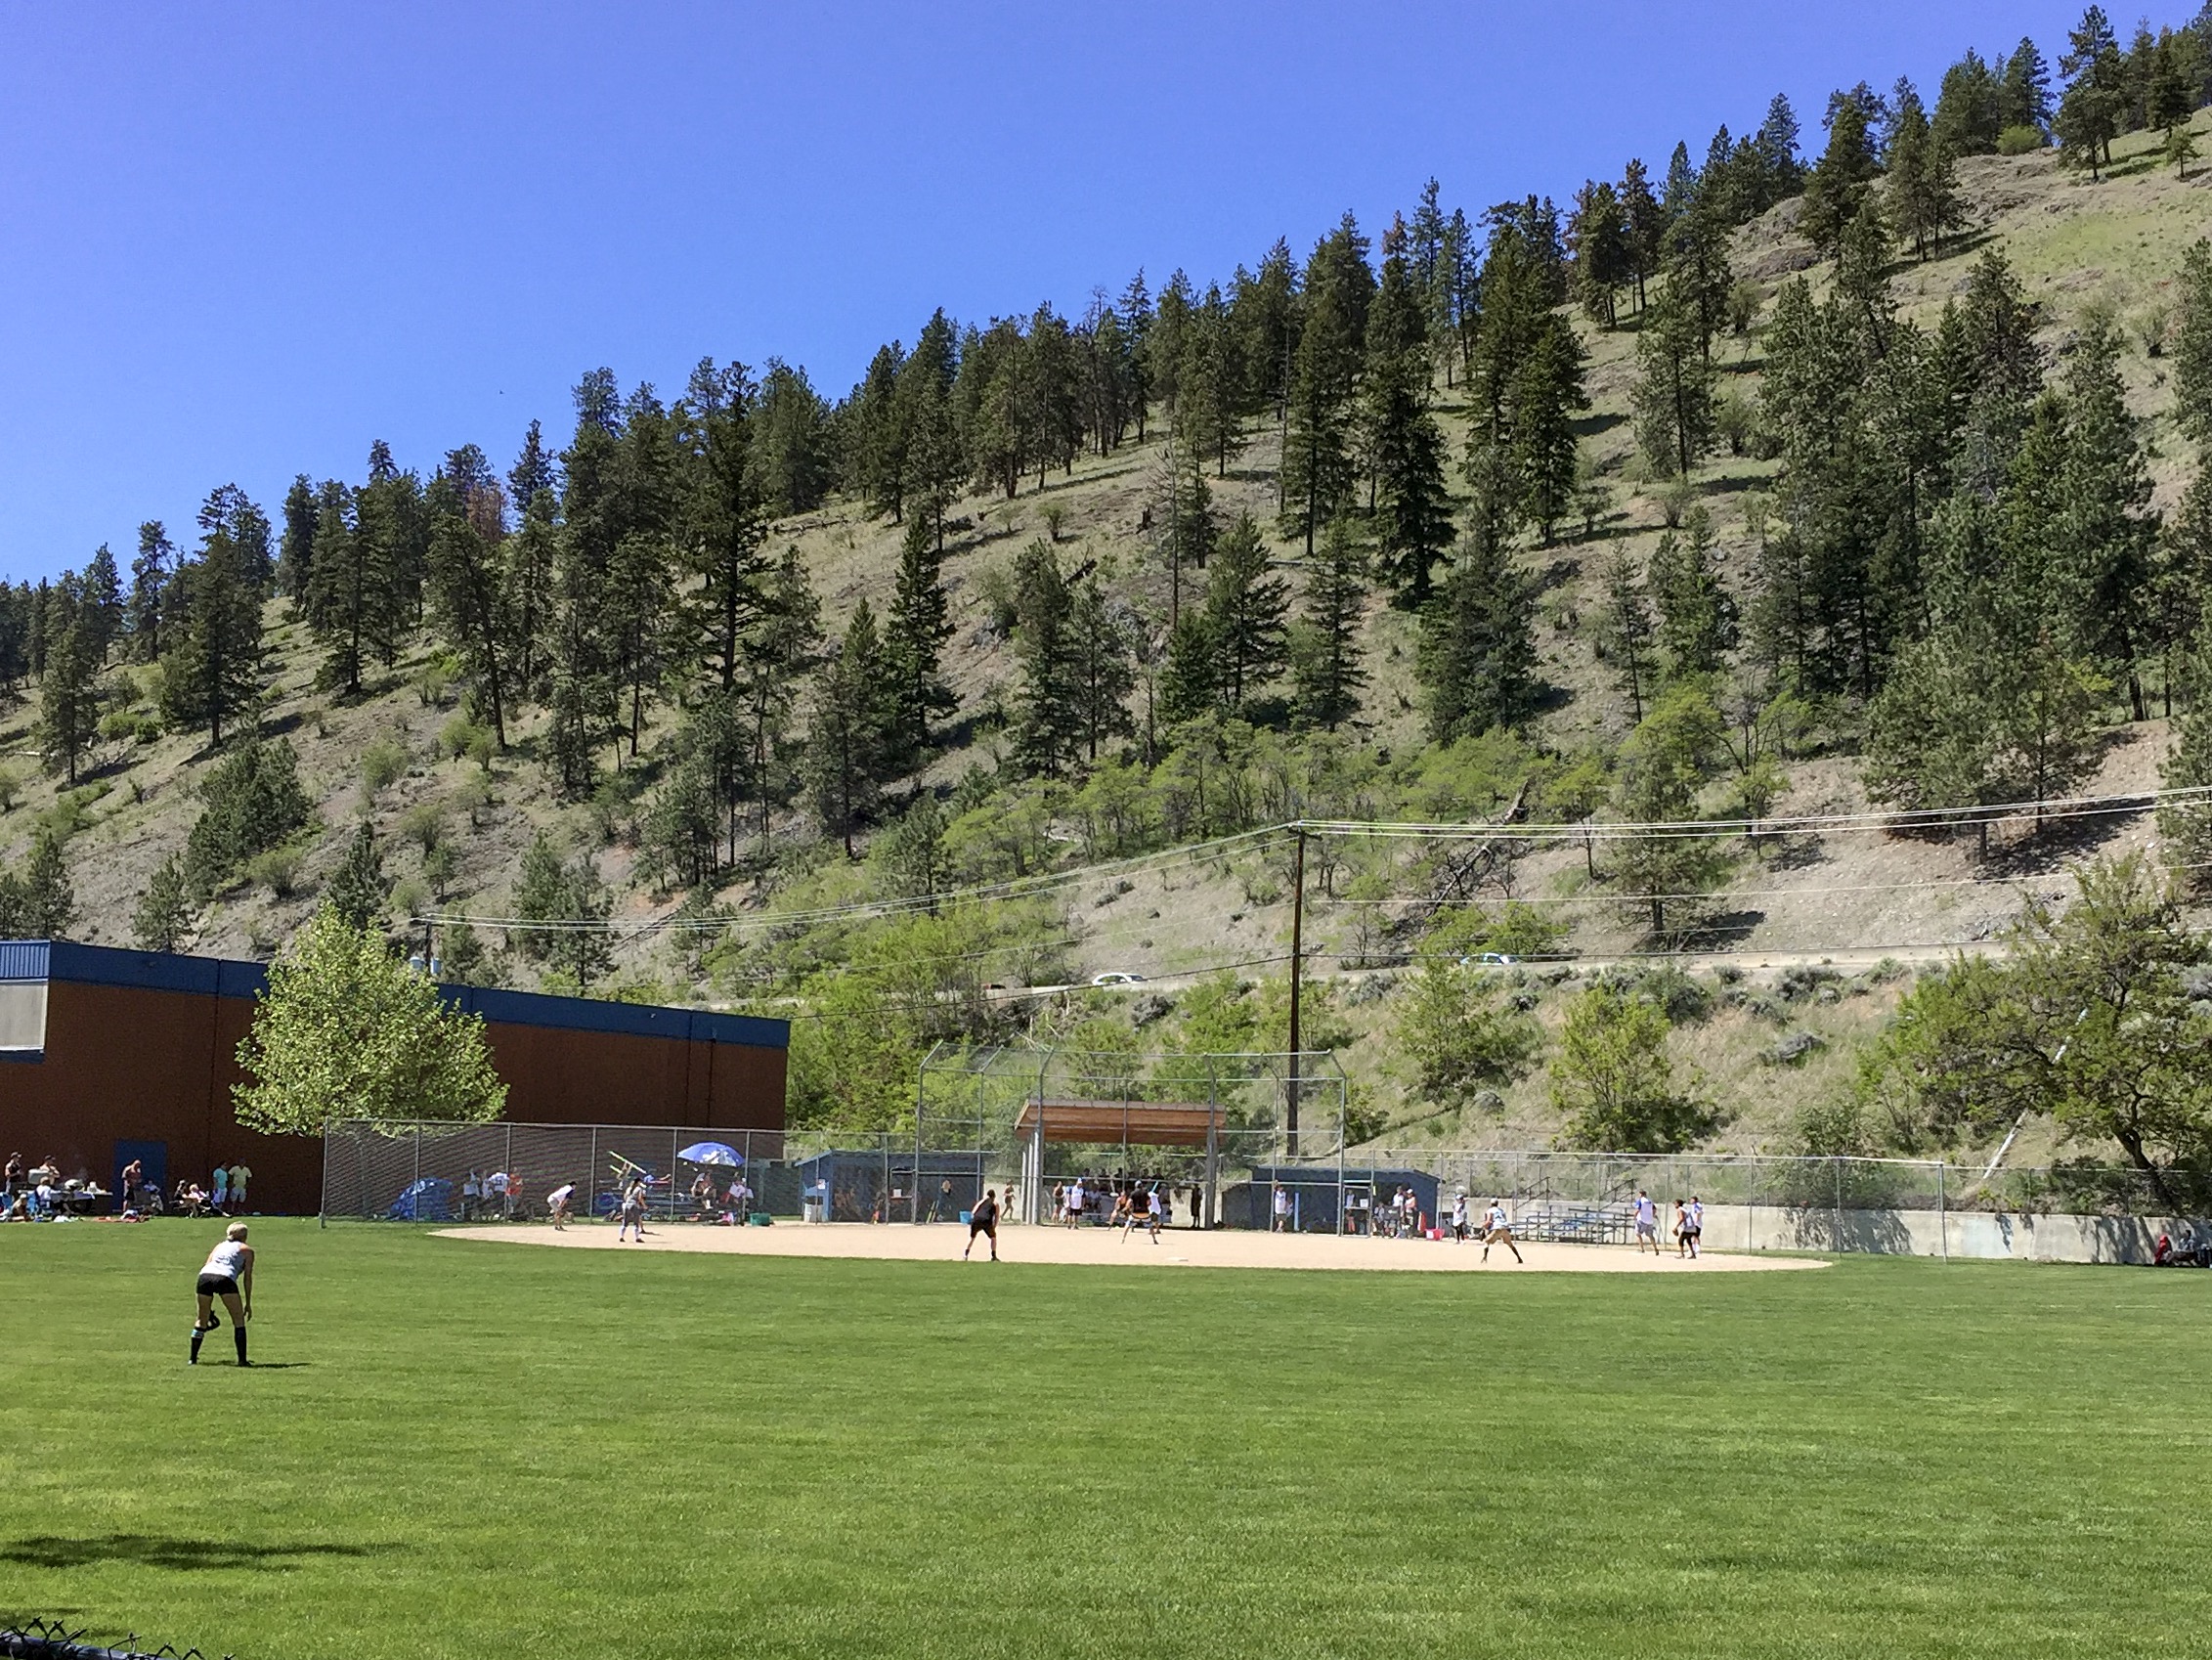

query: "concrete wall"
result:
(1701, 1203), (2183, 1264)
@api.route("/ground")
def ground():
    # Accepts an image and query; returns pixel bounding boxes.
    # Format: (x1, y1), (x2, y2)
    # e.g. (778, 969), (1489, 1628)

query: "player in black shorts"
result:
(964, 1187), (1001, 1260)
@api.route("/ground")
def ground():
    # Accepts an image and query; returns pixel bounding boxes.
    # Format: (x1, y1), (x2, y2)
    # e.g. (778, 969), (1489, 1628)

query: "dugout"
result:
(2, 939), (789, 1214)
(1234, 1165), (1441, 1234)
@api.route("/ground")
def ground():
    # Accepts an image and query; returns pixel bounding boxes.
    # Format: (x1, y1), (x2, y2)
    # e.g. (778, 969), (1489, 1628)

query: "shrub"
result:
(439, 716), (482, 763)
(398, 802), (448, 855)
(244, 845), (306, 898)
(1997, 123), (2047, 155)
(360, 738), (409, 801)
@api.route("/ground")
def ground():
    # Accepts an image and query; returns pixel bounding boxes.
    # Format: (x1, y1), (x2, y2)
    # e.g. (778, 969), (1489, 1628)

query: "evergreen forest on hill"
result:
(13, 6), (2212, 1191)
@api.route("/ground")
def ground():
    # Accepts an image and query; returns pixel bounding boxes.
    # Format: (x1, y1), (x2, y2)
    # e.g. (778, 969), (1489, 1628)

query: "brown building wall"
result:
(3, 978), (787, 1215)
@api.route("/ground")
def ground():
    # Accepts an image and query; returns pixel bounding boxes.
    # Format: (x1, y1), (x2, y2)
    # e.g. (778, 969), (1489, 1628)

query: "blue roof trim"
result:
(0, 940), (51, 983)
(3, 939), (788, 1051)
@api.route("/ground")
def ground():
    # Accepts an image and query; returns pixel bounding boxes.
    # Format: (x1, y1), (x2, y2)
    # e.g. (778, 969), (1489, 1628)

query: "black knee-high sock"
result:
(190, 1325), (206, 1363)
(234, 1325), (248, 1365)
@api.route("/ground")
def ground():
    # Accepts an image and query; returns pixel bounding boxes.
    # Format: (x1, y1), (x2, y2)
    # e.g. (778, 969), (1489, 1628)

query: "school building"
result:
(0, 939), (789, 1214)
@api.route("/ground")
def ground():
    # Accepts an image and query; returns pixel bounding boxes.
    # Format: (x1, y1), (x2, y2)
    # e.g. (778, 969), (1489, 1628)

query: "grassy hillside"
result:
(7, 113), (2211, 1161)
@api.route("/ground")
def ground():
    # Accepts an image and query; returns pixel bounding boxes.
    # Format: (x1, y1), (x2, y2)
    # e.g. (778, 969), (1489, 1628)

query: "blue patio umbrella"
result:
(678, 1141), (744, 1166)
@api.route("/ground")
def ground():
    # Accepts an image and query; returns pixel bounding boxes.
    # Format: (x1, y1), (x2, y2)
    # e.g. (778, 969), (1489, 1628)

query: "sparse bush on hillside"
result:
(1997, 123), (2047, 154)
(359, 739), (409, 801)
(244, 844), (306, 898)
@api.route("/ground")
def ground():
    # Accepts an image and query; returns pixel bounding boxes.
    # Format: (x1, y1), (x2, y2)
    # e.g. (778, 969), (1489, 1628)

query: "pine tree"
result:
(807, 600), (896, 854)
(2160, 617), (2212, 879)
(1416, 529), (1540, 741)
(1887, 82), (1962, 260)
(899, 311), (964, 546)
(426, 453), (517, 747)
(325, 818), (388, 932)
(278, 474), (319, 604)
(125, 521), (174, 664)
(1620, 159), (1666, 315)
(2058, 5), (2125, 177)
(2049, 318), (2156, 718)
(511, 832), (614, 987)
(37, 601), (99, 784)
(685, 382), (770, 690)
(133, 852), (196, 952)
(1010, 539), (1081, 774)
(0, 830), (76, 938)
(1067, 575), (1137, 762)
(1597, 546), (1657, 721)
(303, 473), (380, 694)
(737, 548), (822, 848)
(1292, 515), (1369, 731)
(1800, 92), (1881, 254)
(1280, 215), (1372, 556)
(1648, 509), (1732, 679)
(1570, 179), (1630, 328)
(2175, 240), (2212, 450)
(1204, 512), (1291, 718)
(161, 486), (269, 747)
(1511, 316), (1589, 544)
(79, 546), (121, 664)
(885, 514), (955, 765)
(2000, 38), (2055, 133)
(1632, 290), (1716, 478)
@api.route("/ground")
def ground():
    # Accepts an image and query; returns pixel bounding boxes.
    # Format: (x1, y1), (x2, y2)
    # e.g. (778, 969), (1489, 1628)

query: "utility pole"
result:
(1286, 826), (1306, 1157)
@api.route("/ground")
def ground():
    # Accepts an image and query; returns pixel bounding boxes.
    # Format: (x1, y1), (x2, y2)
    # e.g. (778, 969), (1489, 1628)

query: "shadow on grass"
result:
(1, 1534), (395, 1572)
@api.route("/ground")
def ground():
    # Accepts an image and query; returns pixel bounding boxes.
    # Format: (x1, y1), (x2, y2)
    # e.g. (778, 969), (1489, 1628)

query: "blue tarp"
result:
(388, 1177), (455, 1221)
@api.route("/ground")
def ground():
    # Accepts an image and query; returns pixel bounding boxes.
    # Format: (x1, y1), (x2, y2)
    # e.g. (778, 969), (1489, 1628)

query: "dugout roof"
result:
(1016, 1098), (1224, 1148)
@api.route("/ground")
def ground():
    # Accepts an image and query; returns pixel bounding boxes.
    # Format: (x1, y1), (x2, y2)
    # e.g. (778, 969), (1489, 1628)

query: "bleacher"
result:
(1510, 1199), (1634, 1245)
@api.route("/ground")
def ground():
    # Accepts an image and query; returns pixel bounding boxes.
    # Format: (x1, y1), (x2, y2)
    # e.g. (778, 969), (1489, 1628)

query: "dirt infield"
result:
(441, 1221), (1827, 1274)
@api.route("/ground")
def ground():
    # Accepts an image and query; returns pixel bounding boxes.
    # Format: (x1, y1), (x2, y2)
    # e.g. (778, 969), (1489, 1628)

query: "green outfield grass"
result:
(4, 1222), (2209, 1658)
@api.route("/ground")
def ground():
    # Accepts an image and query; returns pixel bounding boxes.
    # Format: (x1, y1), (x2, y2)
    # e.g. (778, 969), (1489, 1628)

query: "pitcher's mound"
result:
(442, 1222), (1826, 1274)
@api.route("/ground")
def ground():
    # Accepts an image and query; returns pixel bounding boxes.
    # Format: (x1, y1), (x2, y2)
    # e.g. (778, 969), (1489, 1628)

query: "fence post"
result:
(413, 1127), (422, 1217)
(588, 1128), (598, 1219)
(1937, 1160), (1949, 1263)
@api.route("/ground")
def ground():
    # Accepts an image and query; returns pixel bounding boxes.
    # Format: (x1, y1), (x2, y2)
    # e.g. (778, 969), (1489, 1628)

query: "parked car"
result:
(1090, 971), (1147, 986)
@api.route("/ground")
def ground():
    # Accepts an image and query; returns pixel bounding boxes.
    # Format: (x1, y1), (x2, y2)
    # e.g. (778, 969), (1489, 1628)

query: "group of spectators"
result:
(459, 1169), (523, 1221)
(1, 1152), (250, 1221)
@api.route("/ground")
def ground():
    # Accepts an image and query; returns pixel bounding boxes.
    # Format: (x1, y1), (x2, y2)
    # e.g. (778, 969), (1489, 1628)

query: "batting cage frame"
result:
(915, 1042), (1349, 1230)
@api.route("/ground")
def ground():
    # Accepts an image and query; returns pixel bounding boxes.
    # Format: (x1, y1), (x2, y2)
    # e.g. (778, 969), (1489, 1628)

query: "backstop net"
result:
(916, 1043), (1349, 1229)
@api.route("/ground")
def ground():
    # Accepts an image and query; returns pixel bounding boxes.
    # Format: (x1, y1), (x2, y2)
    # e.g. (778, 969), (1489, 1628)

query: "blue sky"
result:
(1, 0), (2084, 584)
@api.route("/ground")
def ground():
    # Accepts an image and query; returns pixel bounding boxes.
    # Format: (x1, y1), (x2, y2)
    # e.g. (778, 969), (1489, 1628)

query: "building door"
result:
(114, 1139), (166, 1208)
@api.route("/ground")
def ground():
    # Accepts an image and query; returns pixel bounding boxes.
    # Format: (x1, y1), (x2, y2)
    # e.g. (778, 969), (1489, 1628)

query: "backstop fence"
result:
(322, 1117), (2211, 1250)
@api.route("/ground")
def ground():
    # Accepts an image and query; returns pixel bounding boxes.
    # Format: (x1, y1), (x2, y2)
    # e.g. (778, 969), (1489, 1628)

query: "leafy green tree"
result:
(1550, 984), (1719, 1152)
(325, 818), (389, 932)
(233, 904), (506, 1135)
(133, 852), (196, 952)
(1393, 961), (1542, 1113)
(1609, 682), (1732, 939)
(160, 486), (269, 747)
(1291, 516), (1369, 731)
(1860, 855), (2212, 1201)
(1416, 530), (1540, 741)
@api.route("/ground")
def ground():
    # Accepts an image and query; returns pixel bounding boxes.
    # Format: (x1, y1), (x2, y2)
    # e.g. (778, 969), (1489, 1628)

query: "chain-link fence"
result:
(1, 1616), (226, 1660)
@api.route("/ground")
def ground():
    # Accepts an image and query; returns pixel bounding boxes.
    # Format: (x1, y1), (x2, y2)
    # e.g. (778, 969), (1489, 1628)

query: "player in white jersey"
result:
(1632, 1190), (1660, 1254)
(191, 1222), (256, 1366)
(1480, 1200), (1523, 1264)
